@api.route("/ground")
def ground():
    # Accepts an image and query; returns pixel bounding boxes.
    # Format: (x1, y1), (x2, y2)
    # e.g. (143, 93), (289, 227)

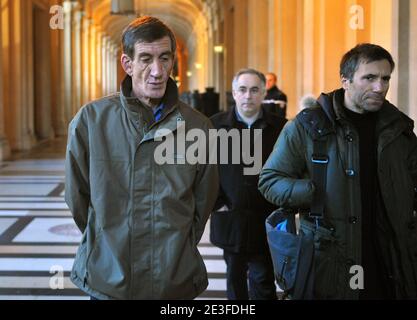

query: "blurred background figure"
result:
(201, 87), (220, 117)
(262, 72), (287, 119)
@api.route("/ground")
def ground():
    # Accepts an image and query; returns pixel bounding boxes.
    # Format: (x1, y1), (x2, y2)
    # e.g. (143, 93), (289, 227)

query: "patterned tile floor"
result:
(0, 137), (281, 300)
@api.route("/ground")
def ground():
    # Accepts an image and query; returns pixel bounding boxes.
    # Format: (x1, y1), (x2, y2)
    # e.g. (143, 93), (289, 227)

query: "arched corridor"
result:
(1, 0), (417, 159)
(1, 0), (417, 299)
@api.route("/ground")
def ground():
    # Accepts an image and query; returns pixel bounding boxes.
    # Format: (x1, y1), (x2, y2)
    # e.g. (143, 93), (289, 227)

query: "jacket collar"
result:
(218, 105), (276, 129)
(316, 88), (414, 153)
(317, 88), (413, 135)
(119, 75), (180, 120)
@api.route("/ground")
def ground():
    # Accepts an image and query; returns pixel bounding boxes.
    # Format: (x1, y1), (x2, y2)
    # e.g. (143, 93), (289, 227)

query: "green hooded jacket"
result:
(259, 88), (417, 299)
(65, 76), (219, 299)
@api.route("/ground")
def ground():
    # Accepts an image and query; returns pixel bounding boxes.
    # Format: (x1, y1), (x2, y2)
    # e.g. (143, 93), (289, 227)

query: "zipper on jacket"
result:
(150, 153), (155, 298)
(346, 126), (361, 276)
(129, 127), (142, 300)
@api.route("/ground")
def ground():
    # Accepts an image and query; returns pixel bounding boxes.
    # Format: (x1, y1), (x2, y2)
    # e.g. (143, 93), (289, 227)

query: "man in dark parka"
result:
(259, 44), (417, 299)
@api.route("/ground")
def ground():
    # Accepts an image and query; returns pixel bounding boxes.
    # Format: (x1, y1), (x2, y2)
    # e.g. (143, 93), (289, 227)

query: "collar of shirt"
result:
(234, 107), (263, 128)
(153, 103), (165, 121)
(129, 88), (166, 122)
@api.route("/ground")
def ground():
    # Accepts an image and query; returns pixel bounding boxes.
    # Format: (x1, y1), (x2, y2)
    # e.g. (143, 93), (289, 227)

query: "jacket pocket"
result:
(89, 159), (130, 228)
(210, 210), (244, 251)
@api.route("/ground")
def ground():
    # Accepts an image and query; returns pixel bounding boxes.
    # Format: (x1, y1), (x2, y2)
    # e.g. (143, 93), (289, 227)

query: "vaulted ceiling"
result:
(85, 0), (210, 47)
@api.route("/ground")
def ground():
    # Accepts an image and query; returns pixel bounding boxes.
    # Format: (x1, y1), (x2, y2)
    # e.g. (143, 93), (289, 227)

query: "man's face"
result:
(265, 74), (276, 91)
(121, 36), (174, 107)
(232, 73), (266, 117)
(342, 59), (392, 113)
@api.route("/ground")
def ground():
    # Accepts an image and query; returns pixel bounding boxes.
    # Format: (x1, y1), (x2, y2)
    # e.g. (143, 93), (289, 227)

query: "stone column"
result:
(396, 0), (410, 114)
(106, 39), (111, 94)
(33, 6), (53, 140)
(223, 0), (234, 93)
(9, 0), (36, 150)
(96, 30), (103, 98)
(232, 0), (248, 72)
(72, 6), (82, 116)
(247, 0), (268, 72)
(89, 23), (97, 100)
(82, 17), (91, 105)
(409, 0), (417, 125)
(62, 0), (74, 126)
(0, 1), (11, 160)
(112, 44), (118, 92)
(50, 0), (66, 136)
(302, 0), (314, 95)
(101, 36), (108, 95)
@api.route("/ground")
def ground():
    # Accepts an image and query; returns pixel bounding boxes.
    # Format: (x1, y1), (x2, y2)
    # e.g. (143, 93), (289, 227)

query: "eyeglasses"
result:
(235, 87), (262, 96)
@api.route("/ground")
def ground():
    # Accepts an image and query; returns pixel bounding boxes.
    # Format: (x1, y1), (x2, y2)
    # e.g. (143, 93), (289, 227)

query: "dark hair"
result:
(122, 16), (177, 59)
(340, 43), (395, 81)
(232, 68), (267, 92)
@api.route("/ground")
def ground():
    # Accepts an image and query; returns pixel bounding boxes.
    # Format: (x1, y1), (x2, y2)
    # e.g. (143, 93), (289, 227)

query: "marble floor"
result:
(0, 137), (282, 300)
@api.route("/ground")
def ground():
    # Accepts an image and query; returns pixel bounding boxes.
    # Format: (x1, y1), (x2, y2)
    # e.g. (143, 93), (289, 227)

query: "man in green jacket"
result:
(65, 16), (219, 299)
(259, 43), (417, 299)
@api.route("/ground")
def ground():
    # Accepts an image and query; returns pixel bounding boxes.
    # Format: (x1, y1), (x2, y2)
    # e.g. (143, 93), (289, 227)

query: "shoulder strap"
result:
(310, 139), (328, 221)
(296, 106), (334, 223)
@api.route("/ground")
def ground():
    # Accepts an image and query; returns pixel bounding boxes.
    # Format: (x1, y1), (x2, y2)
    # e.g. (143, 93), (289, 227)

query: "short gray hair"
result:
(232, 68), (266, 92)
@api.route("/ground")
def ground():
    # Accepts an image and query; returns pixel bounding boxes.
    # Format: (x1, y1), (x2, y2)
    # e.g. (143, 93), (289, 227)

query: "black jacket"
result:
(210, 107), (287, 253)
(262, 86), (288, 118)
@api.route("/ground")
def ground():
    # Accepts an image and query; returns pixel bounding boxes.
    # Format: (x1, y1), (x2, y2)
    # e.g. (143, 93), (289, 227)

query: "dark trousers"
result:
(223, 250), (276, 300)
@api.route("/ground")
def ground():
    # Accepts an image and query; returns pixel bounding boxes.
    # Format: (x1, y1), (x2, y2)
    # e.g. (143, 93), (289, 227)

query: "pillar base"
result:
(0, 137), (11, 161)
(20, 133), (37, 151)
(53, 118), (68, 137)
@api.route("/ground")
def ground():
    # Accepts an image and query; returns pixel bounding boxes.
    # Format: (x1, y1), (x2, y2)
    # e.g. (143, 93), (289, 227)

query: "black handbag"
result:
(265, 208), (315, 299)
(265, 122), (330, 299)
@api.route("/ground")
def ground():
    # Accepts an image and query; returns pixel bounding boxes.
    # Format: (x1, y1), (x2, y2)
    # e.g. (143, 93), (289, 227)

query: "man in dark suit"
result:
(210, 68), (287, 300)
(262, 72), (287, 118)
